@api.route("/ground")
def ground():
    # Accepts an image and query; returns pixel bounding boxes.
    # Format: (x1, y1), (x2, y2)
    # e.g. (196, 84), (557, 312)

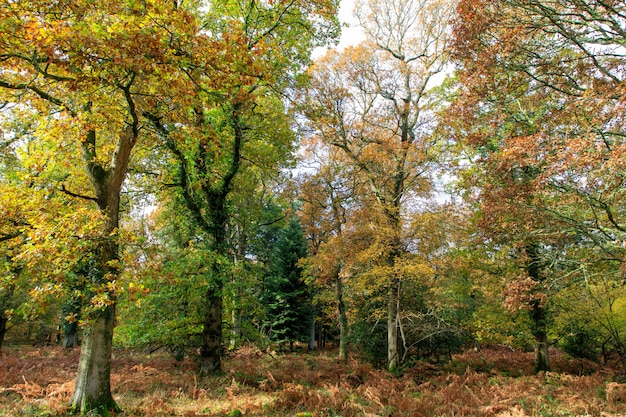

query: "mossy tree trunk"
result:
(70, 304), (118, 413)
(525, 242), (551, 373)
(200, 289), (223, 374)
(70, 123), (137, 413)
(531, 302), (550, 373)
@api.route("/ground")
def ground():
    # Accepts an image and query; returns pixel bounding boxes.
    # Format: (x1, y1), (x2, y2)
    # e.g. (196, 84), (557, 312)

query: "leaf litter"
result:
(0, 344), (625, 416)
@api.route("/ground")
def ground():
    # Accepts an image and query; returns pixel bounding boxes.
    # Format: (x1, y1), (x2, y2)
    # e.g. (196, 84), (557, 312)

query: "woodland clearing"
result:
(1, 345), (625, 417)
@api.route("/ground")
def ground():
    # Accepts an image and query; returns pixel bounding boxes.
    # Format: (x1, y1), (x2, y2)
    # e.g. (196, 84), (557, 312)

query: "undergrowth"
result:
(1, 344), (625, 416)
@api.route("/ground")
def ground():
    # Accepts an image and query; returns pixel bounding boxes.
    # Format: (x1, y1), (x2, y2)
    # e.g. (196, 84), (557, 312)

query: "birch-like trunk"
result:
(337, 276), (349, 361)
(387, 277), (400, 371)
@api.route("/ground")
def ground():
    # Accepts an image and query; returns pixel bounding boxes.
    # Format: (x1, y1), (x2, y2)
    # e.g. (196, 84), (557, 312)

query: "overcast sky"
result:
(313, 0), (364, 58)
(337, 0), (364, 47)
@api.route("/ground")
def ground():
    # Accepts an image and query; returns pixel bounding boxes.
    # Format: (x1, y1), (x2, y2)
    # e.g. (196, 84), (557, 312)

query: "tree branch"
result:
(0, 79), (76, 116)
(60, 184), (99, 203)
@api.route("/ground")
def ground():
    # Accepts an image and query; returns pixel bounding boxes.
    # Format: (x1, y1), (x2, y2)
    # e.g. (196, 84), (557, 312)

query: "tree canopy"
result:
(1, 0), (625, 414)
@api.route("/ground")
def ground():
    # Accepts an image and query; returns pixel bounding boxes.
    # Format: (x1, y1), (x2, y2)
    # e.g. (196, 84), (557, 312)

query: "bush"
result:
(560, 325), (601, 361)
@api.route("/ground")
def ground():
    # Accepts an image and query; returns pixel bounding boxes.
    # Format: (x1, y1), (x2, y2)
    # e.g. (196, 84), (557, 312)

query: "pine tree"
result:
(261, 216), (311, 350)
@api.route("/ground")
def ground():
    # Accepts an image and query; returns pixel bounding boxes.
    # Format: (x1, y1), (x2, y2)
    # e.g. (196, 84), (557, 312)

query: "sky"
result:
(336, 0), (364, 48)
(313, 0), (364, 58)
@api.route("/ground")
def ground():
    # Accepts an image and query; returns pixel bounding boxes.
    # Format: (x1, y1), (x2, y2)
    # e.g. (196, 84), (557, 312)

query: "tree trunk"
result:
(70, 124), (136, 412)
(531, 302), (550, 373)
(200, 290), (223, 374)
(70, 304), (119, 413)
(70, 239), (121, 412)
(63, 330), (79, 349)
(336, 276), (348, 361)
(308, 304), (316, 350)
(62, 297), (81, 349)
(387, 277), (400, 372)
(230, 309), (241, 350)
(0, 285), (15, 352)
(229, 226), (246, 351)
(0, 314), (7, 351)
(525, 242), (551, 373)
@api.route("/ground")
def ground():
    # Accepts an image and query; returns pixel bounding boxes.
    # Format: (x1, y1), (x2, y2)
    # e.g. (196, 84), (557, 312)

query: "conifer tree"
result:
(261, 216), (311, 350)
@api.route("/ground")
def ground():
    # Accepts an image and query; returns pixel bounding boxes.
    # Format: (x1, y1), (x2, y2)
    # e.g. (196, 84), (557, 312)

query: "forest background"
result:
(1, 0), (626, 416)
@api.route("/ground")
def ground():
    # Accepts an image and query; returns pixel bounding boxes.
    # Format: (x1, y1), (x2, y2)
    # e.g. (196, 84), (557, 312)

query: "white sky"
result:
(336, 0), (364, 48)
(313, 0), (364, 58)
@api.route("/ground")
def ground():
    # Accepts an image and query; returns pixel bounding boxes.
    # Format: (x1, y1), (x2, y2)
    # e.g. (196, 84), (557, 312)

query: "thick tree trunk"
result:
(70, 124), (136, 413)
(70, 304), (118, 413)
(70, 240), (121, 413)
(387, 277), (400, 372)
(531, 302), (550, 373)
(336, 276), (348, 361)
(71, 210), (121, 412)
(200, 290), (223, 374)
(525, 242), (551, 373)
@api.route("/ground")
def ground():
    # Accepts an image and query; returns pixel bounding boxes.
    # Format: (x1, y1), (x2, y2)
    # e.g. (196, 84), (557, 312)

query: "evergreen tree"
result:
(261, 216), (311, 350)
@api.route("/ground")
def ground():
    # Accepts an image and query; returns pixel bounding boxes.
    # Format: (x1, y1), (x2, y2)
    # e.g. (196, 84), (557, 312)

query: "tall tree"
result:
(261, 215), (311, 350)
(450, 0), (626, 372)
(0, 0), (201, 411)
(146, 0), (339, 373)
(299, 149), (357, 360)
(302, 0), (455, 370)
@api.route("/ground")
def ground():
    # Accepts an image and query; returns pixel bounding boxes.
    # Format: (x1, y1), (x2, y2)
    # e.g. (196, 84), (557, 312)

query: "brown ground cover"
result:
(1, 344), (625, 416)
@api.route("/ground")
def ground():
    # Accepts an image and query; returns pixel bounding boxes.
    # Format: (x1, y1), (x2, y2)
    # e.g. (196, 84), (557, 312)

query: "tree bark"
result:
(0, 314), (7, 351)
(63, 331), (79, 349)
(308, 304), (316, 350)
(336, 275), (349, 361)
(531, 302), (550, 373)
(70, 122), (136, 412)
(70, 304), (118, 413)
(525, 242), (551, 373)
(229, 225), (246, 350)
(200, 290), (223, 374)
(230, 309), (241, 350)
(199, 106), (244, 373)
(387, 276), (400, 372)
(70, 241), (121, 412)
(61, 297), (81, 349)
(0, 282), (15, 352)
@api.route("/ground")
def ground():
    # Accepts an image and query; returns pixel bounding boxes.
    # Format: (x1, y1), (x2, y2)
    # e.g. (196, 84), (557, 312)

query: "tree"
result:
(115, 211), (220, 360)
(0, 187), (27, 350)
(261, 215), (311, 350)
(301, 0), (455, 370)
(0, 0), (203, 411)
(146, 0), (339, 373)
(450, 0), (626, 372)
(299, 151), (356, 360)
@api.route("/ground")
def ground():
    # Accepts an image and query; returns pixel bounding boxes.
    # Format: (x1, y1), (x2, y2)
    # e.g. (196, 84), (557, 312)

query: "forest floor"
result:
(1, 344), (625, 417)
